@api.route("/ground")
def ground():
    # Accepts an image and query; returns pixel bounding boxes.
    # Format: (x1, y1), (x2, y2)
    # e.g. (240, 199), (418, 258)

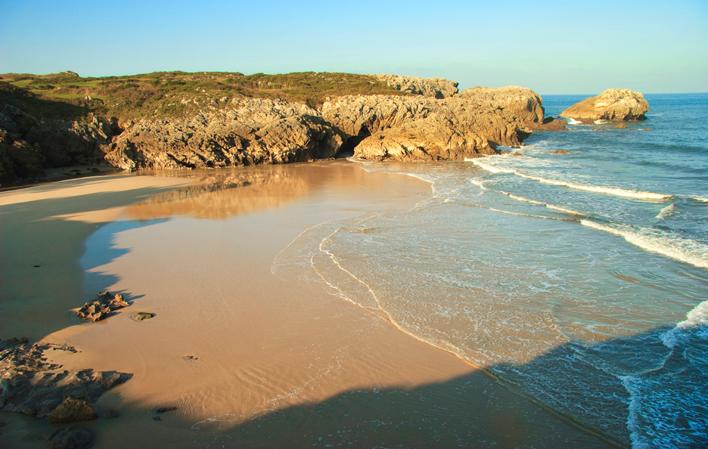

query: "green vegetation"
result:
(0, 71), (405, 120)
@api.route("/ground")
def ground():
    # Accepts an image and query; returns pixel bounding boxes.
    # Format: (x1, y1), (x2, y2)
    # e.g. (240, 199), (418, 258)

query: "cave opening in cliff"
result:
(335, 126), (371, 158)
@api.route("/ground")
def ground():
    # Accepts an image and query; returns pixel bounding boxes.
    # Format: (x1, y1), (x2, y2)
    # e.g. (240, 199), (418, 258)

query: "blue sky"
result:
(1, 0), (706, 93)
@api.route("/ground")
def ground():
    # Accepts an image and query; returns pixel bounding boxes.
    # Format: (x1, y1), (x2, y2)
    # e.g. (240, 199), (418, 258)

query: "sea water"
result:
(274, 94), (708, 448)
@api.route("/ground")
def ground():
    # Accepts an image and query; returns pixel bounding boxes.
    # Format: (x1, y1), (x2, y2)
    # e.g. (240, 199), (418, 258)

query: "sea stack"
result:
(561, 88), (649, 123)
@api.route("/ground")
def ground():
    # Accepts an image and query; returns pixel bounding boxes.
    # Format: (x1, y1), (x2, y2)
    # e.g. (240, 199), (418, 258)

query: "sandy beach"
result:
(1, 162), (615, 448)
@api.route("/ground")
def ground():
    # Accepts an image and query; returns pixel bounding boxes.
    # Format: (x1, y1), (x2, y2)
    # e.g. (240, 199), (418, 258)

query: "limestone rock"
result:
(103, 98), (343, 170)
(75, 291), (130, 322)
(0, 339), (131, 419)
(374, 74), (459, 98)
(129, 312), (156, 321)
(458, 86), (545, 125)
(0, 100), (119, 186)
(323, 86), (545, 161)
(560, 88), (649, 123)
(48, 397), (96, 423)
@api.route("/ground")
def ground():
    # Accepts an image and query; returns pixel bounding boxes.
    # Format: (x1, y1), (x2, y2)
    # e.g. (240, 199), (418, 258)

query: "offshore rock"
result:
(560, 88), (649, 123)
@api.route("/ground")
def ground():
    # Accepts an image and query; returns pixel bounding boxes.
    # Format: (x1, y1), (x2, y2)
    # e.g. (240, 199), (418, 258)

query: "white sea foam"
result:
(688, 195), (708, 204)
(469, 179), (487, 190)
(655, 203), (676, 220)
(497, 190), (585, 216)
(580, 220), (708, 269)
(468, 159), (673, 202)
(660, 300), (708, 349)
(567, 117), (583, 125)
(515, 173), (672, 202)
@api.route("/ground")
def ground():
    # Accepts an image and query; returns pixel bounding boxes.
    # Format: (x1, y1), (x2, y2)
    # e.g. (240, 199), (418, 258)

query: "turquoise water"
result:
(276, 94), (708, 448)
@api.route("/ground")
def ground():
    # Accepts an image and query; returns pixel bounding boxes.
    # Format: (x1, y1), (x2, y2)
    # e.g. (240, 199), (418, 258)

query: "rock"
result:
(458, 86), (545, 125)
(374, 74), (459, 98)
(75, 291), (130, 322)
(0, 91), (120, 186)
(152, 405), (178, 420)
(129, 312), (155, 321)
(104, 98), (343, 171)
(48, 397), (96, 423)
(0, 338), (131, 419)
(535, 117), (567, 131)
(154, 406), (178, 414)
(49, 426), (94, 449)
(560, 88), (649, 123)
(550, 149), (571, 155)
(323, 86), (545, 161)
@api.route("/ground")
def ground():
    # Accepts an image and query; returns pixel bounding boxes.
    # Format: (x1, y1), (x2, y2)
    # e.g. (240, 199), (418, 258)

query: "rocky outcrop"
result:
(48, 397), (96, 423)
(1, 74), (554, 180)
(560, 88), (649, 123)
(0, 101), (119, 185)
(0, 338), (131, 419)
(104, 98), (342, 170)
(322, 86), (546, 161)
(374, 74), (459, 98)
(75, 291), (130, 322)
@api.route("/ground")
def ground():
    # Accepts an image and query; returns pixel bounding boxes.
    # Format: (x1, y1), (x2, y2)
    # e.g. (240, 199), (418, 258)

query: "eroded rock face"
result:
(0, 104), (119, 185)
(560, 88), (649, 123)
(322, 86), (546, 161)
(374, 74), (459, 98)
(2, 76), (552, 175)
(104, 98), (343, 170)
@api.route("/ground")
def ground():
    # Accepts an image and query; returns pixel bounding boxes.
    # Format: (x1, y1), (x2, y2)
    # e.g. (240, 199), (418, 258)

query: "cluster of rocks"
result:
(75, 291), (130, 322)
(0, 337), (131, 448)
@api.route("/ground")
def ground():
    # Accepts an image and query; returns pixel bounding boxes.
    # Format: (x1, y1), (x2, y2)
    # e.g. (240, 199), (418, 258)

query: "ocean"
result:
(274, 94), (708, 448)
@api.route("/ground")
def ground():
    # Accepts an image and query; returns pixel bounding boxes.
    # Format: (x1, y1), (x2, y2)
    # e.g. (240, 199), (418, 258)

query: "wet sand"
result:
(0, 162), (615, 448)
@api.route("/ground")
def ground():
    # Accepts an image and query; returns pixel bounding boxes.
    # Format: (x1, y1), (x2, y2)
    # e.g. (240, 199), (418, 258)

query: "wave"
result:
(688, 195), (708, 204)
(567, 118), (584, 125)
(469, 179), (487, 190)
(468, 159), (673, 202)
(498, 190), (585, 217)
(580, 220), (708, 269)
(660, 300), (708, 349)
(655, 203), (676, 220)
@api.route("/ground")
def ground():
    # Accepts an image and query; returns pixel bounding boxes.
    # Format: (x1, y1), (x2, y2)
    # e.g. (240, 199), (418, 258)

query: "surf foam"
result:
(580, 220), (708, 269)
(468, 159), (673, 202)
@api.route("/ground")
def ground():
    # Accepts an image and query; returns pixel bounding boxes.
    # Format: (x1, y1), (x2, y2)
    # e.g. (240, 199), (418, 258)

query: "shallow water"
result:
(274, 94), (708, 448)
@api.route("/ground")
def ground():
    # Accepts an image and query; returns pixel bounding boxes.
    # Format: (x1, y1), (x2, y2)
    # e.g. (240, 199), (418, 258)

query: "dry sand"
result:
(0, 162), (615, 448)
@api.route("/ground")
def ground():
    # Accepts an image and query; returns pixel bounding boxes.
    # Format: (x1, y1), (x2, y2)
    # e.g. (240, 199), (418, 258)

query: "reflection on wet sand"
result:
(125, 162), (369, 220)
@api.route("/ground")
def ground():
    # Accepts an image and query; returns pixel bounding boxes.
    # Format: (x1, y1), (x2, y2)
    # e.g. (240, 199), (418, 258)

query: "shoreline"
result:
(1, 161), (615, 448)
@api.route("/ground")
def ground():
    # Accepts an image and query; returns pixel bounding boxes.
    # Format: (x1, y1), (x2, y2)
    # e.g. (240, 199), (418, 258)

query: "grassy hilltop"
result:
(0, 71), (405, 121)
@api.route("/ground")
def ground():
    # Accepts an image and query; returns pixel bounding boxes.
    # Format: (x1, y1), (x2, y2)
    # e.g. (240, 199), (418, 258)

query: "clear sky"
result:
(1, 0), (706, 94)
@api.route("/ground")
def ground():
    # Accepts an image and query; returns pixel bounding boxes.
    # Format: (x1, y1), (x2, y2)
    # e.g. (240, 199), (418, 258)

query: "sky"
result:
(1, 0), (707, 94)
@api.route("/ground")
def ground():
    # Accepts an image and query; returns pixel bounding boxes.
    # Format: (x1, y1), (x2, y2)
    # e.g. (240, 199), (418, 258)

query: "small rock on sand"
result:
(129, 312), (156, 321)
(75, 291), (130, 322)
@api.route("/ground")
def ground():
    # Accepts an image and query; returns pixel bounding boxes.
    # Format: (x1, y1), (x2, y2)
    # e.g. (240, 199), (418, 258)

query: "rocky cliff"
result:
(322, 86), (544, 161)
(560, 88), (649, 123)
(0, 72), (555, 185)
